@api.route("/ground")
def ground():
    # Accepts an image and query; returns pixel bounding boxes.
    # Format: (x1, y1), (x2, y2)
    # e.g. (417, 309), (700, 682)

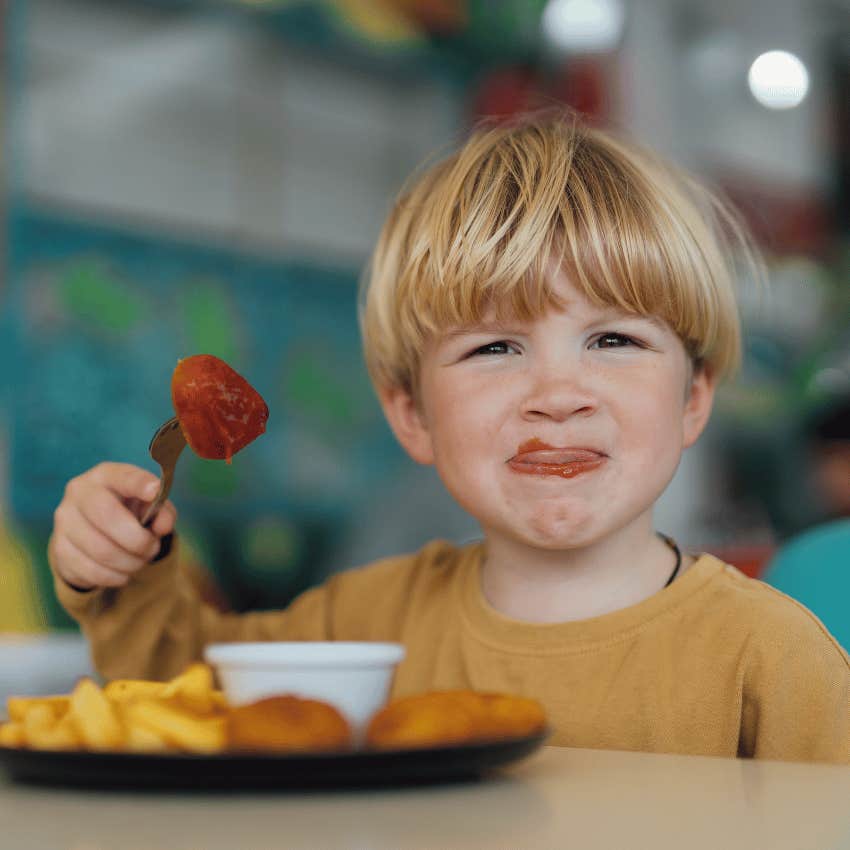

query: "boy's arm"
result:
(52, 536), (332, 682)
(740, 605), (850, 764)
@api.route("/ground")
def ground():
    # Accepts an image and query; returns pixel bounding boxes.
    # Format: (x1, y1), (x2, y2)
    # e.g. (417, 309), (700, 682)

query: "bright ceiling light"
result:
(541, 0), (625, 54)
(747, 50), (810, 110)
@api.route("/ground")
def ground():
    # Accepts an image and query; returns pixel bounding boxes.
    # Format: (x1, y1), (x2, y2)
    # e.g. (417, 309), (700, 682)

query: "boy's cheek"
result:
(621, 415), (686, 468)
(435, 421), (494, 464)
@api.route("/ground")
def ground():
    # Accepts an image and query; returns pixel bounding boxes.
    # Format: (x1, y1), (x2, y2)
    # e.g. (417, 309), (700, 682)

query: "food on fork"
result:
(366, 690), (547, 750)
(227, 696), (352, 753)
(171, 354), (269, 463)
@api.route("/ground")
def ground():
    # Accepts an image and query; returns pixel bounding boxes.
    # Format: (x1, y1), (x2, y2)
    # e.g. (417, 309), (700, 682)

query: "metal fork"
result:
(140, 416), (186, 528)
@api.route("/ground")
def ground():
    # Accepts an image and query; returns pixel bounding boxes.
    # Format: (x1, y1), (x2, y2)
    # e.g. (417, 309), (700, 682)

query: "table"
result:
(1, 746), (848, 850)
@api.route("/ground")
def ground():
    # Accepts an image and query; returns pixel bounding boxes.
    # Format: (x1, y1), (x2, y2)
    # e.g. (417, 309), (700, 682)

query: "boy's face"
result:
(379, 267), (716, 552)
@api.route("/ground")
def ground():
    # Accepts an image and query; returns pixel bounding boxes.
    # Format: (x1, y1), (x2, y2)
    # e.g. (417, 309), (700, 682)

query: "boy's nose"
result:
(520, 371), (598, 422)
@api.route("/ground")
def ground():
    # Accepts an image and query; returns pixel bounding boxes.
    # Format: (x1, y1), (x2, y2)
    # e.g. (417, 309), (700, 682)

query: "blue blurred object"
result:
(3, 203), (406, 616)
(5, 204), (401, 524)
(761, 519), (850, 652)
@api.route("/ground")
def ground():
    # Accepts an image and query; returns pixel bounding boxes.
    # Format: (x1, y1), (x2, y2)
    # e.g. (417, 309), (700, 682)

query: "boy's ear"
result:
(377, 384), (436, 465)
(682, 365), (717, 449)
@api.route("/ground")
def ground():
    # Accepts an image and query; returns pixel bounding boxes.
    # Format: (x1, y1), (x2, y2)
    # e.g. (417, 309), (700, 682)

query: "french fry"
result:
(68, 679), (124, 751)
(103, 680), (167, 703)
(7, 696), (69, 723)
(2, 664), (230, 754)
(22, 703), (59, 743)
(26, 714), (81, 751)
(161, 663), (218, 715)
(121, 716), (171, 753)
(123, 699), (226, 754)
(0, 722), (26, 747)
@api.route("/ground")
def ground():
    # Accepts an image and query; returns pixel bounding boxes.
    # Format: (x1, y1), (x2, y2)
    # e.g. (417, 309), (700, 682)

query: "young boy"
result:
(48, 110), (850, 764)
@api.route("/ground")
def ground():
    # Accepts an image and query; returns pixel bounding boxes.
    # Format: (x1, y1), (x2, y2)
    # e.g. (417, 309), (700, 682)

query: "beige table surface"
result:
(1, 745), (848, 850)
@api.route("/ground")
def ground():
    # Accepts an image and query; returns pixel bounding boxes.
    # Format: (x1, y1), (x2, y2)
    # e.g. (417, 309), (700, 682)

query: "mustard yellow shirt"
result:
(53, 539), (850, 764)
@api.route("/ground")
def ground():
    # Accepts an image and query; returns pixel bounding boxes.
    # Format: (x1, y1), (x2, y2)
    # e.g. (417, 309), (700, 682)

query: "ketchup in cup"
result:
(171, 354), (269, 463)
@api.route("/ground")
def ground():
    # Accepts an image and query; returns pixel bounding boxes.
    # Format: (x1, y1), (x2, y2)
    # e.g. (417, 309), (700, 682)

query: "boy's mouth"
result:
(507, 438), (606, 479)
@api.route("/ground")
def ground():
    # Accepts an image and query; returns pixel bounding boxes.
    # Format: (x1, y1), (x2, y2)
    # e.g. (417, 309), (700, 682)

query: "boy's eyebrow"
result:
(442, 322), (520, 339)
(595, 311), (668, 330)
(442, 312), (668, 337)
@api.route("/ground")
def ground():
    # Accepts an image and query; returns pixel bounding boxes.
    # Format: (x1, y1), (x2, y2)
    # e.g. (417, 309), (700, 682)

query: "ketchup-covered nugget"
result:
(171, 354), (269, 463)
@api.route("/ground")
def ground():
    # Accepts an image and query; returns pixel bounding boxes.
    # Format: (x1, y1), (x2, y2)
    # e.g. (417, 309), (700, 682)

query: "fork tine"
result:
(148, 416), (180, 452)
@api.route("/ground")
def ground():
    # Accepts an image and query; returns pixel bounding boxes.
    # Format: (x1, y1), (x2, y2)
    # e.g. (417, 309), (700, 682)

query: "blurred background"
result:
(0, 0), (848, 686)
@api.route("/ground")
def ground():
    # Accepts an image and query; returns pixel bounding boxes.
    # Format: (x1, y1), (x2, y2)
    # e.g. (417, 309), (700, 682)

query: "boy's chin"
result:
(484, 518), (600, 552)
(518, 532), (598, 552)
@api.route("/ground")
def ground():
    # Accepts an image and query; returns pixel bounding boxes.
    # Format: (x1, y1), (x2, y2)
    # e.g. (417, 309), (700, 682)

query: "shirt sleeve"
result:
(52, 536), (334, 681)
(739, 592), (850, 764)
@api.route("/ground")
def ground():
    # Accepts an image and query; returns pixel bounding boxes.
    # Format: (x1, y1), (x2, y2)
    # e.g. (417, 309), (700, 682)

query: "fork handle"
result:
(140, 466), (175, 528)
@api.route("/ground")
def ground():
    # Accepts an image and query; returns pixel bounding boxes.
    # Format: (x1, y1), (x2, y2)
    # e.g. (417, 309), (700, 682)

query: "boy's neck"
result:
(479, 520), (689, 624)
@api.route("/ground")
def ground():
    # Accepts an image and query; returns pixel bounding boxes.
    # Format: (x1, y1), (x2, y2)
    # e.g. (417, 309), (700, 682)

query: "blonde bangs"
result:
(553, 136), (752, 376)
(361, 110), (759, 393)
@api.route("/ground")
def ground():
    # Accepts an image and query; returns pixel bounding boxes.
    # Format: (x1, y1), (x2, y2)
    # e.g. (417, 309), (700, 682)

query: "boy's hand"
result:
(48, 462), (178, 591)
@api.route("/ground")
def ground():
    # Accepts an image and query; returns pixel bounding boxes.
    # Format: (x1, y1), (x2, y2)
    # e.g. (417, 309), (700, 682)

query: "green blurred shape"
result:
(59, 259), (147, 333)
(468, 0), (547, 50)
(180, 281), (240, 363)
(243, 517), (301, 574)
(186, 455), (239, 498)
(285, 352), (358, 426)
(172, 520), (215, 573)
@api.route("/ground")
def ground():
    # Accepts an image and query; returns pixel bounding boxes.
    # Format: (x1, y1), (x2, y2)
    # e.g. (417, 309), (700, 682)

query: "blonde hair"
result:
(360, 108), (762, 395)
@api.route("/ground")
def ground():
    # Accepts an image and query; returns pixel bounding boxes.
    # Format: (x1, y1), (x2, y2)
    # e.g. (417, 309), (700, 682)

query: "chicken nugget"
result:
(366, 690), (546, 750)
(365, 691), (478, 750)
(227, 695), (352, 753)
(468, 693), (548, 740)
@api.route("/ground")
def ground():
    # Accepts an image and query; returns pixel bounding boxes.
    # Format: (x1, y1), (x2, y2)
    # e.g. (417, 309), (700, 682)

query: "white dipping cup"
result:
(204, 641), (405, 741)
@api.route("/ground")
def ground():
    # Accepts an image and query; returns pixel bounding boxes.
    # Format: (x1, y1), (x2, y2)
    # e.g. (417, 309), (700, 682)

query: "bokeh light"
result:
(747, 50), (810, 110)
(541, 0), (625, 54)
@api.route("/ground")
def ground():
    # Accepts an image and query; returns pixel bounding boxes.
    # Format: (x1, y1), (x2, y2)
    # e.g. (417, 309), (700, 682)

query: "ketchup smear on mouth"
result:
(508, 437), (605, 479)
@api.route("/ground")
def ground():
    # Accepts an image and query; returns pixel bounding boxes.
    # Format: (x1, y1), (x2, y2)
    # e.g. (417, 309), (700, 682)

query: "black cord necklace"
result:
(658, 532), (682, 588)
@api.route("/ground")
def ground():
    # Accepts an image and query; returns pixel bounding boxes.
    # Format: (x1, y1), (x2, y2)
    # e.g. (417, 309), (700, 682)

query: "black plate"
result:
(0, 730), (548, 790)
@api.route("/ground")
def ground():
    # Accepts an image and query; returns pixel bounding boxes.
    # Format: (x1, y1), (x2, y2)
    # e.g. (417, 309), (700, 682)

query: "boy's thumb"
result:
(143, 479), (161, 500)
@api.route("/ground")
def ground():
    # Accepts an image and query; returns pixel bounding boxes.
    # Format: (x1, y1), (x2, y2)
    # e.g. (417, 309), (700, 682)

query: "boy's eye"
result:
(470, 340), (517, 356)
(592, 333), (639, 349)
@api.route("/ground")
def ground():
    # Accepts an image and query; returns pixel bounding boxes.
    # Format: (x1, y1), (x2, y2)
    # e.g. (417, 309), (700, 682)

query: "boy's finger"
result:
(125, 497), (177, 536)
(76, 483), (161, 560)
(63, 504), (160, 571)
(56, 535), (131, 590)
(88, 462), (162, 502)
(148, 501), (178, 539)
